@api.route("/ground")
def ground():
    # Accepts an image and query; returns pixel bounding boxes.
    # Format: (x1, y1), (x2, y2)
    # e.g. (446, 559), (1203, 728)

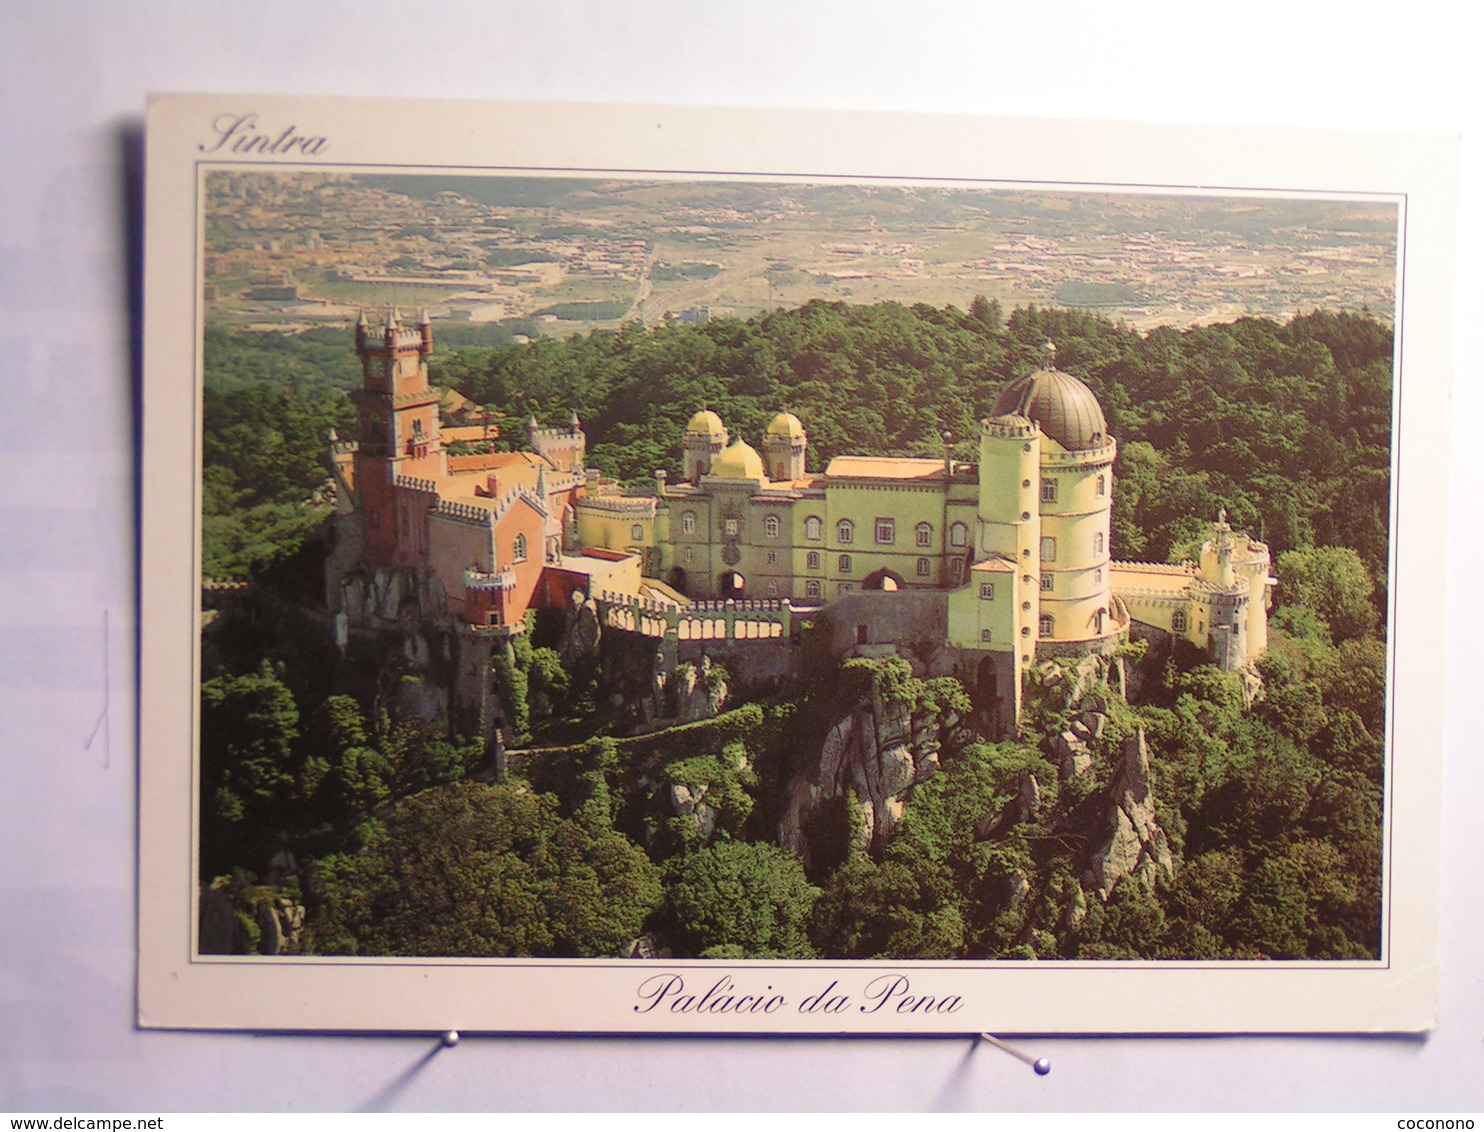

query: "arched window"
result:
(764, 514), (780, 539)
(631, 524), (644, 542)
(916, 522), (933, 547)
(949, 521), (968, 548)
(1096, 474), (1107, 496)
(766, 581), (779, 597)
(839, 554), (853, 574)
(837, 519), (854, 545)
(1172, 609), (1188, 633)
(1039, 613), (1055, 637)
(1041, 536), (1057, 562)
(1093, 531), (1105, 555)
(916, 557), (931, 577)
(806, 551), (821, 570)
(513, 533), (528, 563)
(805, 516), (822, 540)
(682, 511), (696, 535)
(805, 580), (822, 599)
(683, 546), (694, 564)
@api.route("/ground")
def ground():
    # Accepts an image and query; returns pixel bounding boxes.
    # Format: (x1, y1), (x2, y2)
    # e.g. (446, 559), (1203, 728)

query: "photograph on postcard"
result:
(194, 169), (1398, 967)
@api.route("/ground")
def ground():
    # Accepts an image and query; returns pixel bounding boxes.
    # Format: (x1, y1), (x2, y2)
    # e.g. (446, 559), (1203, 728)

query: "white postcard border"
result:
(140, 95), (1456, 1034)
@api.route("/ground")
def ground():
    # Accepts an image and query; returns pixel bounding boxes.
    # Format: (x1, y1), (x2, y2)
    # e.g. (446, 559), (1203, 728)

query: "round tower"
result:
(986, 342), (1118, 652)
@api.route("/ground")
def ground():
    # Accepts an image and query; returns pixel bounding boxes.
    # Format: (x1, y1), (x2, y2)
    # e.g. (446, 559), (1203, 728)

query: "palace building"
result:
(325, 316), (1272, 738)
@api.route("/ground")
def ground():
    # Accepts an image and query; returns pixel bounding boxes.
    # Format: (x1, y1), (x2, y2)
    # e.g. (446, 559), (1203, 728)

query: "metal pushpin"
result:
(979, 1033), (1050, 1075)
(442, 1030), (460, 1047)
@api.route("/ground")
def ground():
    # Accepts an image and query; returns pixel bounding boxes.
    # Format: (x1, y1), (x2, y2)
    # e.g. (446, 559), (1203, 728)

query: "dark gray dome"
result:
(991, 366), (1108, 452)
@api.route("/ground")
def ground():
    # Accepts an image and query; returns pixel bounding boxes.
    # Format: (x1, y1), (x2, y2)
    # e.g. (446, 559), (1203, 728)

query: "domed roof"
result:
(686, 409), (727, 437)
(766, 411), (805, 439)
(990, 346), (1108, 452)
(710, 439), (767, 481)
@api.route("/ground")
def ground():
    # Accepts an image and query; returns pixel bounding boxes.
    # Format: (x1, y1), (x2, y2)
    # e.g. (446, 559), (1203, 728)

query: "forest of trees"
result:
(199, 299), (1394, 962)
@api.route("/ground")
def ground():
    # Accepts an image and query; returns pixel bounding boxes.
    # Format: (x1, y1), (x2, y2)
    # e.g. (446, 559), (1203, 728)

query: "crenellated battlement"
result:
(595, 589), (793, 642)
(465, 567), (517, 592)
(433, 499), (494, 526)
(576, 495), (657, 515)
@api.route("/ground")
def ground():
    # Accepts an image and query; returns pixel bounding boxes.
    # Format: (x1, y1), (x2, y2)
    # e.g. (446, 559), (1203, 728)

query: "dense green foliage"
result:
(660, 841), (819, 959)
(303, 782), (661, 957)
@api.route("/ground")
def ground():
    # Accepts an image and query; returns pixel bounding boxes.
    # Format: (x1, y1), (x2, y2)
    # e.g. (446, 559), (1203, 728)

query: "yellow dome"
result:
(710, 439), (767, 481)
(766, 411), (805, 439)
(686, 409), (727, 436)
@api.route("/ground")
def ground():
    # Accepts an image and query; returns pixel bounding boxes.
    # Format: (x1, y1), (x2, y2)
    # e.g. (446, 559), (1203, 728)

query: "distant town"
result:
(204, 173), (1397, 336)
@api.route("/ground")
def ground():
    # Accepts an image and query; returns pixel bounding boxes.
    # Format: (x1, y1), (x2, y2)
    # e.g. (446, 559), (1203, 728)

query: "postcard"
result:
(139, 95), (1456, 1033)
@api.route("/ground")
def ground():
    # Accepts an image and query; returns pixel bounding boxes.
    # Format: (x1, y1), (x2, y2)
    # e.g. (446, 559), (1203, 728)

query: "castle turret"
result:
(351, 308), (445, 565)
(527, 411), (586, 473)
(763, 412), (807, 482)
(683, 409), (729, 484)
(1196, 509), (1273, 669)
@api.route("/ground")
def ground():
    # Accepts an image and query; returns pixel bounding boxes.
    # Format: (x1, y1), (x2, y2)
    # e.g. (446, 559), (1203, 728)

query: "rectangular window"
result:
(766, 551), (777, 565)
(1040, 574), (1054, 592)
(1041, 536), (1057, 563)
(807, 551), (821, 570)
(979, 582), (995, 600)
(950, 558), (964, 579)
(837, 583), (853, 595)
(1094, 531), (1105, 555)
(838, 555), (853, 574)
(1172, 610), (1188, 632)
(724, 518), (739, 537)
(980, 628), (993, 643)
(916, 557), (931, 577)
(875, 518), (895, 545)
(1041, 479), (1058, 503)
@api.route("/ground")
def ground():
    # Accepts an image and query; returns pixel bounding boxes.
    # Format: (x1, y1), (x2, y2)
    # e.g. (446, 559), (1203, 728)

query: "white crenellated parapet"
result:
(594, 590), (793, 642)
(465, 567), (517, 592)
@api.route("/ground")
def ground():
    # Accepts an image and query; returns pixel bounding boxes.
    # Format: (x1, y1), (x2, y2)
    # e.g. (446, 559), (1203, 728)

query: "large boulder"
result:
(1084, 728), (1175, 898)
